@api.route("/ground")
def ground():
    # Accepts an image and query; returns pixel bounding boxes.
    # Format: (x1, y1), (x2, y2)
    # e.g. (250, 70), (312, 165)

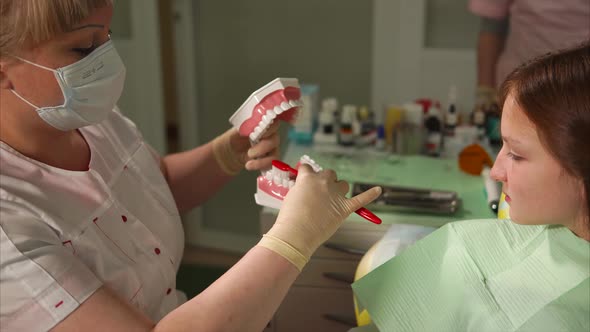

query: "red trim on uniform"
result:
(62, 240), (76, 254)
(55, 301), (64, 308)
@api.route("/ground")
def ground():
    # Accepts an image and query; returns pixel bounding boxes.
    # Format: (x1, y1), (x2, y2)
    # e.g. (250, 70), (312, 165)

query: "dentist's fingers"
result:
(295, 163), (314, 176)
(346, 187), (382, 213)
(320, 169), (338, 182)
(260, 121), (281, 138)
(247, 133), (280, 159)
(335, 180), (350, 195)
(245, 148), (279, 170)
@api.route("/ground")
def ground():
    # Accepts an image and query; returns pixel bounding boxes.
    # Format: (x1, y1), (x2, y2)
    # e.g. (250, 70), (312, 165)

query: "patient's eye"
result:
(507, 152), (523, 161)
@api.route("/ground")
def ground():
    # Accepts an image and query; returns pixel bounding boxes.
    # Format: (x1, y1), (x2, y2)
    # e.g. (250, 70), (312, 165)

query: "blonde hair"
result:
(0, 0), (112, 57)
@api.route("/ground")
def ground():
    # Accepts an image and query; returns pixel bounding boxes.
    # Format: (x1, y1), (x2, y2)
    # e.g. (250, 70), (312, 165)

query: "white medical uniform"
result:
(0, 109), (185, 331)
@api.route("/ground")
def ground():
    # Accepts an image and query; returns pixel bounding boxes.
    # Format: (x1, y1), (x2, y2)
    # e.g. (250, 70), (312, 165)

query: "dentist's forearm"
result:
(162, 142), (234, 213)
(155, 246), (299, 332)
(52, 246), (300, 332)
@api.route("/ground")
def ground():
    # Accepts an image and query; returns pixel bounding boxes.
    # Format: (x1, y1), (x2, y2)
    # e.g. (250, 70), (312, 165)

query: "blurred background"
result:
(110, 0), (478, 258)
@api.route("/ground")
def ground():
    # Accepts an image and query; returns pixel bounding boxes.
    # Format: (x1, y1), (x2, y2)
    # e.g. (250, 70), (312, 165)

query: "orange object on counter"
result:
(458, 144), (494, 175)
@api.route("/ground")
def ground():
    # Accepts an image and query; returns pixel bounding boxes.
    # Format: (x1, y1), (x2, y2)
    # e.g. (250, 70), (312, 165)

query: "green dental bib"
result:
(352, 219), (590, 332)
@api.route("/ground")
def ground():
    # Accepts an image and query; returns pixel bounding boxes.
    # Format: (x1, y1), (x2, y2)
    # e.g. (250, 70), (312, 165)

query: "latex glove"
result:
(212, 122), (281, 175)
(258, 164), (382, 271)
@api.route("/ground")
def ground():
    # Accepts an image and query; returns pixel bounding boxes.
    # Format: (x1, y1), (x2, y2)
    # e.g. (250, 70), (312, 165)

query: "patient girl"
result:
(353, 41), (589, 331)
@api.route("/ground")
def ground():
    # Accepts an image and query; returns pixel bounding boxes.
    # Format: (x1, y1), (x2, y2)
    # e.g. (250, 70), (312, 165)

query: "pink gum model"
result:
(229, 78), (303, 142)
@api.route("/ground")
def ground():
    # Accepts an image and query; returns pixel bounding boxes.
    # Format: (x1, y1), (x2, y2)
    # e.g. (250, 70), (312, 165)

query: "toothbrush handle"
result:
(355, 207), (382, 224)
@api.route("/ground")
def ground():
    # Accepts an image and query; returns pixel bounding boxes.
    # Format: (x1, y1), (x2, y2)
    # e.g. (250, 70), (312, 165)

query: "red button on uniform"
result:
(154, 248), (161, 255)
(121, 215), (128, 222)
(166, 288), (172, 295)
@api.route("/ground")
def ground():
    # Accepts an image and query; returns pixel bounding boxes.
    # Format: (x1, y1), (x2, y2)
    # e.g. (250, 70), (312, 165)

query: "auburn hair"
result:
(499, 41), (590, 220)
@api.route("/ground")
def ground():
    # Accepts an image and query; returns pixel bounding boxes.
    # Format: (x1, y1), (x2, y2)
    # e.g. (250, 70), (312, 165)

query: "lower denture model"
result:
(256, 156), (383, 224)
(229, 77), (304, 143)
(255, 155), (322, 209)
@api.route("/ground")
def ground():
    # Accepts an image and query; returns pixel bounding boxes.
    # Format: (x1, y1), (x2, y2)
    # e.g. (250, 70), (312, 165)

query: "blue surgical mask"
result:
(11, 40), (126, 131)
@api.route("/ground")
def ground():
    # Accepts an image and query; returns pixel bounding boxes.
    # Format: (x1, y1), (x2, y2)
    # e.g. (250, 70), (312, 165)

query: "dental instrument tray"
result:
(352, 182), (461, 215)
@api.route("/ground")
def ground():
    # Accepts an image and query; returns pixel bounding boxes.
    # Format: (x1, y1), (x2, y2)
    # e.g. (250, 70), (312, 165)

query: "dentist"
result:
(0, 1), (381, 331)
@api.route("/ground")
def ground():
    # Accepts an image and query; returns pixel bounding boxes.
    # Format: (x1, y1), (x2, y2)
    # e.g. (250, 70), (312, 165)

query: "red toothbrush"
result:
(272, 160), (382, 225)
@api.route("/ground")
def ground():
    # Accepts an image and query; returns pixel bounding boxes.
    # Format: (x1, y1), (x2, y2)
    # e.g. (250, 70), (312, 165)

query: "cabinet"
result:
(260, 211), (390, 332)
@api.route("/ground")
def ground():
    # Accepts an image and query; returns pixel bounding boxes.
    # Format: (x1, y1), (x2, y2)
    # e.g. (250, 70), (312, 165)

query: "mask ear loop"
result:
(8, 55), (64, 111)
(12, 55), (57, 72)
(10, 89), (41, 109)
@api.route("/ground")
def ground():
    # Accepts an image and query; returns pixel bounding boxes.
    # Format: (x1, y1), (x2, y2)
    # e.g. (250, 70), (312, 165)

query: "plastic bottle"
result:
(339, 104), (357, 146)
(356, 106), (377, 147)
(423, 106), (442, 156)
(375, 124), (386, 151)
(482, 166), (501, 214)
(399, 103), (424, 155)
(485, 102), (502, 147)
(314, 109), (338, 145)
(444, 86), (459, 137)
(472, 105), (486, 141)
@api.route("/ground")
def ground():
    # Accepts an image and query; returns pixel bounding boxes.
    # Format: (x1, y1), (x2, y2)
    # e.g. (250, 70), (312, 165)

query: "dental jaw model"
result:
(229, 77), (304, 143)
(255, 155), (323, 209)
(230, 78), (381, 224)
(256, 156), (382, 224)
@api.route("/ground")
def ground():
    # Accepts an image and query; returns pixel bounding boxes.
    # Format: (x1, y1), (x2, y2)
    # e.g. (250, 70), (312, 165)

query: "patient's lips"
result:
(229, 78), (303, 143)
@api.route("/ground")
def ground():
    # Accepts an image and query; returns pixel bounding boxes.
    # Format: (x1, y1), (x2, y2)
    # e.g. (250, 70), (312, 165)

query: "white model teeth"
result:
(280, 101), (291, 111)
(299, 155), (322, 172)
(263, 165), (294, 188)
(273, 174), (282, 184)
(250, 99), (301, 142)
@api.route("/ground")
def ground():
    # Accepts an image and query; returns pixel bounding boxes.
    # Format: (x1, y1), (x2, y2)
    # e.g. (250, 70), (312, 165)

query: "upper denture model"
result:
(229, 78), (304, 143)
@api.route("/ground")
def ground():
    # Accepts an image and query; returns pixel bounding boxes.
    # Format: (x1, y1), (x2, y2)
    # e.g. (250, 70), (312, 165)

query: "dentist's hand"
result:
(258, 164), (382, 270)
(212, 122), (281, 175)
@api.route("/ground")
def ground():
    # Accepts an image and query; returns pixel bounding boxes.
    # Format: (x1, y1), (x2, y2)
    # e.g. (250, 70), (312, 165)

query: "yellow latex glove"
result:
(258, 164), (382, 270)
(212, 122), (281, 175)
